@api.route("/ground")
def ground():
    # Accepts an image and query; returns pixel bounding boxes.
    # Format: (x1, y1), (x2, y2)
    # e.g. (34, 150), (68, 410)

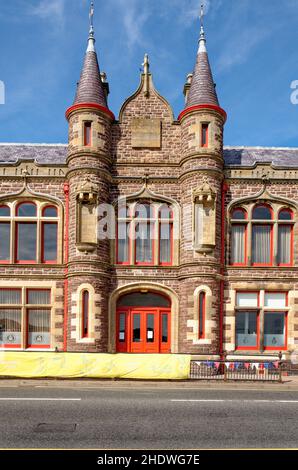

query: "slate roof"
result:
(0, 144), (298, 168)
(224, 147), (298, 168)
(73, 50), (108, 107)
(186, 50), (219, 108)
(0, 144), (68, 165)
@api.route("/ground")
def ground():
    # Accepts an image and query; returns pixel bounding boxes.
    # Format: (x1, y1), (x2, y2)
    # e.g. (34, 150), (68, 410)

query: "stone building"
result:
(0, 13), (297, 362)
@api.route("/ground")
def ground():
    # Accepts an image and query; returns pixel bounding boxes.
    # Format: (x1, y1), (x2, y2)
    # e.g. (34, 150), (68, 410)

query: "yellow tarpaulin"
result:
(0, 352), (191, 380)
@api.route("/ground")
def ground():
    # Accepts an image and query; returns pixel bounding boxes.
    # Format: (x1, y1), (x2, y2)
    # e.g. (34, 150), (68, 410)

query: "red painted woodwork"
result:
(116, 307), (171, 353)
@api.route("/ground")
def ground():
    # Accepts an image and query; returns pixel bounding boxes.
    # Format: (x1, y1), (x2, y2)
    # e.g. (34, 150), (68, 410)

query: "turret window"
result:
(201, 123), (209, 147)
(84, 122), (92, 146)
(230, 203), (294, 267)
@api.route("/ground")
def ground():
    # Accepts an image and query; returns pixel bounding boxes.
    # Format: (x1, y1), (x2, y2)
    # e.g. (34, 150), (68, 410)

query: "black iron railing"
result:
(190, 358), (282, 382)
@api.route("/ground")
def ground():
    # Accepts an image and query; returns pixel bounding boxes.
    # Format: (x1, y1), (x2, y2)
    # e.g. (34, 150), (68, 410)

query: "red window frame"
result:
(201, 123), (209, 148)
(134, 221), (155, 266)
(235, 310), (260, 351)
(0, 307), (22, 349)
(263, 311), (288, 351)
(26, 308), (51, 349)
(158, 221), (173, 266)
(277, 223), (294, 267)
(16, 201), (37, 217)
(42, 205), (58, 218)
(0, 221), (11, 264)
(278, 208), (293, 221)
(116, 221), (131, 265)
(231, 207), (247, 220)
(230, 223), (248, 266)
(251, 224), (273, 266)
(0, 205), (10, 216)
(15, 222), (37, 264)
(26, 288), (51, 305)
(41, 221), (58, 264)
(82, 290), (89, 338)
(84, 122), (92, 147)
(198, 292), (206, 339)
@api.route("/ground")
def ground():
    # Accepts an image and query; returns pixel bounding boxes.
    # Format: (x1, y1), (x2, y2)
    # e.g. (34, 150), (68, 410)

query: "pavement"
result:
(0, 379), (298, 449)
(1, 375), (298, 390)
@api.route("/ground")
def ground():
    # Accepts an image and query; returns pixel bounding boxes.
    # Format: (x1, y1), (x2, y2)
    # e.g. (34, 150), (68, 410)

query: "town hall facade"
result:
(0, 11), (297, 362)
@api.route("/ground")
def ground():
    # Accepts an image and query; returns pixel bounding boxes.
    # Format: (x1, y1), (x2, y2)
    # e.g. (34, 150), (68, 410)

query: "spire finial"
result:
(87, 1), (96, 52)
(142, 53), (150, 75)
(198, 3), (207, 53)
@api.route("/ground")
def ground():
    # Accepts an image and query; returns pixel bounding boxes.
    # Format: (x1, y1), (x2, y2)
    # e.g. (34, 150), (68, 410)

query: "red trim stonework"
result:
(65, 103), (115, 121)
(178, 104), (227, 122)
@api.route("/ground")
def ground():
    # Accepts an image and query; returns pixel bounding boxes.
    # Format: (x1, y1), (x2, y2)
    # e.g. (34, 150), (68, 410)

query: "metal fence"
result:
(190, 359), (282, 382)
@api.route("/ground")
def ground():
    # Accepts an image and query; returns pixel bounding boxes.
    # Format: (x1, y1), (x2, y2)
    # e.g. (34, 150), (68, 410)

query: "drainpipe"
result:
(220, 182), (228, 359)
(63, 182), (70, 352)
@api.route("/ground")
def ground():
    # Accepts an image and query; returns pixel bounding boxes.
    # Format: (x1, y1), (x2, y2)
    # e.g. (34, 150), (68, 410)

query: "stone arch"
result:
(187, 285), (214, 345)
(108, 282), (179, 353)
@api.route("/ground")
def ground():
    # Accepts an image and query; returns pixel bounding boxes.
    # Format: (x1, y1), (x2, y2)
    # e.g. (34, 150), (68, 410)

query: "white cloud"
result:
(28, 0), (65, 24)
(115, 0), (150, 50)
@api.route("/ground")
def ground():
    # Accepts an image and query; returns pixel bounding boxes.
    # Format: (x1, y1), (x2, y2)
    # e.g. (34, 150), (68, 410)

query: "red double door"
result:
(116, 307), (171, 353)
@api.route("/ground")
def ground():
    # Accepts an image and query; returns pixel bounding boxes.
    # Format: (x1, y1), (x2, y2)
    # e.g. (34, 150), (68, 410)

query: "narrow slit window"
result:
(201, 123), (209, 147)
(84, 122), (92, 147)
(82, 290), (89, 338)
(199, 292), (206, 339)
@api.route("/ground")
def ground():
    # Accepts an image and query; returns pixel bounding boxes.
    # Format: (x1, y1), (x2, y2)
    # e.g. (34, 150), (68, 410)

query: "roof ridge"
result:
(224, 146), (298, 151)
(0, 143), (68, 147)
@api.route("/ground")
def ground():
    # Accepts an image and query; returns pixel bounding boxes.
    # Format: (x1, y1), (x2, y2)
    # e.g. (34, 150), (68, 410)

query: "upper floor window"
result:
(201, 123), (209, 148)
(230, 203), (294, 267)
(0, 201), (60, 264)
(84, 122), (92, 146)
(117, 201), (174, 266)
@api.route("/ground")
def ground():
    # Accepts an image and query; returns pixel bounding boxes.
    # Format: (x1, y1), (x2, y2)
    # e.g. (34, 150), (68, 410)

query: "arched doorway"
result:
(116, 292), (171, 353)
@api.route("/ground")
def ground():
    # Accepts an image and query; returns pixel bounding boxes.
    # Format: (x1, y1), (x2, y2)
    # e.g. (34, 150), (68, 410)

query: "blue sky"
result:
(0, 0), (297, 147)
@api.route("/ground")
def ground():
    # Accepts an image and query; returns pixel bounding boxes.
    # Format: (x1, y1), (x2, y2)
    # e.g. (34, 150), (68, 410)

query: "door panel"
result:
(116, 307), (171, 353)
(131, 312), (143, 353)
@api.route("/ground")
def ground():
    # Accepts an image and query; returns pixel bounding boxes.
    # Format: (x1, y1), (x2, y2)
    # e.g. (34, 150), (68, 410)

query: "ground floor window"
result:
(0, 288), (51, 349)
(116, 291), (171, 353)
(235, 291), (288, 351)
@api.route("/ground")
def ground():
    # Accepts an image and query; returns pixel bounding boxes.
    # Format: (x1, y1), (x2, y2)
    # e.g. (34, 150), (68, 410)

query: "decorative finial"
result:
(87, 1), (96, 52)
(198, 3), (207, 53)
(142, 53), (150, 75)
(142, 54), (150, 97)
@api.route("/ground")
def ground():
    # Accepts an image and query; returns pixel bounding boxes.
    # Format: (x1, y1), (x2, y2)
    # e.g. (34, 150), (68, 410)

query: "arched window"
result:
(0, 205), (11, 262)
(0, 200), (60, 264)
(278, 209), (294, 266)
(82, 290), (89, 338)
(230, 207), (247, 265)
(251, 204), (273, 265)
(116, 201), (175, 266)
(230, 202), (294, 267)
(199, 292), (206, 339)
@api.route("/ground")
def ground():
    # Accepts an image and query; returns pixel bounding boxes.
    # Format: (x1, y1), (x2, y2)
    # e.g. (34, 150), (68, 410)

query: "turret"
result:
(64, 2), (114, 352)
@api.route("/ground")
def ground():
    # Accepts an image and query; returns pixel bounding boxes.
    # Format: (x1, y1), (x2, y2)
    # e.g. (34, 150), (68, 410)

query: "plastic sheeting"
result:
(0, 352), (191, 380)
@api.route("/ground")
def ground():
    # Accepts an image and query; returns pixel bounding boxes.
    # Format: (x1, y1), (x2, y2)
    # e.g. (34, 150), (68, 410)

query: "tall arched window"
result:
(230, 202), (294, 267)
(116, 201), (174, 266)
(82, 290), (89, 338)
(278, 208), (294, 266)
(230, 208), (247, 265)
(251, 204), (273, 266)
(0, 200), (60, 264)
(199, 292), (206, 339)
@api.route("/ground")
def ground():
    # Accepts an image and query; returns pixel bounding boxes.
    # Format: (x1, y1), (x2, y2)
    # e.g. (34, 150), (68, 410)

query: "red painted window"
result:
(116, 202), (174, 266)
(251, 204), (273, 266)
(82, 290), (89, 338)
(201, 123), (209, 147)
(278, 209), (294, 266)
(199, 292), (205, 339)
(84, 122), (92, 146)
(230, 208), (247, 266)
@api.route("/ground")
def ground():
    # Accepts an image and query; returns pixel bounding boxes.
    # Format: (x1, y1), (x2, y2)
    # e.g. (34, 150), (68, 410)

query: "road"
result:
(0, 384), (297, 449)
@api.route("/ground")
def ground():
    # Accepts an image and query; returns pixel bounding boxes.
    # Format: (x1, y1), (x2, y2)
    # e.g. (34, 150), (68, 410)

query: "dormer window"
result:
(84, 122), (92, 147)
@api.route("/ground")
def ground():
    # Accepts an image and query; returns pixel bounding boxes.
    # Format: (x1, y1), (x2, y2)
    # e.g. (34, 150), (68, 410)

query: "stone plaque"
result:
(131, 118), (161, 148)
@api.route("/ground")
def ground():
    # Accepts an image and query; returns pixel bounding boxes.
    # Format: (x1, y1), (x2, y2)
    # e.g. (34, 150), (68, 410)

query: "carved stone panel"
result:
(131, 118), (161, 148)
